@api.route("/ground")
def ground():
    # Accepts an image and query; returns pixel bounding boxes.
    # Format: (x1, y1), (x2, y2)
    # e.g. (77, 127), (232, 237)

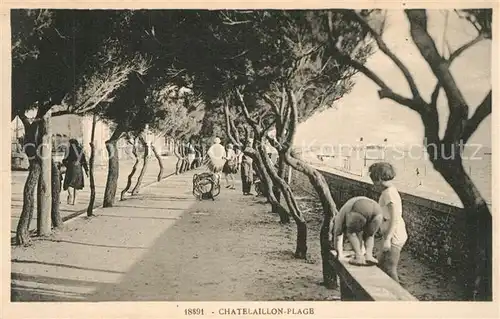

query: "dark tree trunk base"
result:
(51, 160), (63, 228)
(152, 145), (164, 181)
(132, 138), (149, 195)
(103, 139), (120, 208)
(121, 141), (139, 201)
(16, 160), (41, 246)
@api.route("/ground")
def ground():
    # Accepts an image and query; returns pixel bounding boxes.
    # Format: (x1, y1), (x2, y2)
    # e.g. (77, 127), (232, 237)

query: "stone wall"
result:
(289, 168), (470, 279)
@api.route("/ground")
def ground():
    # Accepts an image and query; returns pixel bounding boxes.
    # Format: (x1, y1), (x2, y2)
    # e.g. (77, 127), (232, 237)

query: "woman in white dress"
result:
(206, 137), (226, 182)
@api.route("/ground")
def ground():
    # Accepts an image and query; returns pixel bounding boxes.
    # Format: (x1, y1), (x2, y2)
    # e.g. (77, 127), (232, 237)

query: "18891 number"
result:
(184, 308), (204, 315)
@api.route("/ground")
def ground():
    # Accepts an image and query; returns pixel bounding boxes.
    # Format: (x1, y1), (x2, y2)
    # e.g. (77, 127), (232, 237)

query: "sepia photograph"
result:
(3, 2), (497, 317)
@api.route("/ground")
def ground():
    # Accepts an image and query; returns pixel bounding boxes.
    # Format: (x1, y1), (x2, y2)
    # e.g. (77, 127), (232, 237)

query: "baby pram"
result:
(192, 172), (221, 200)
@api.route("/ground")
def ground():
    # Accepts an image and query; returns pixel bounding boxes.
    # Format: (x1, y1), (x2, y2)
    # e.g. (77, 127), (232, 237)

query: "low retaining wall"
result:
(289, 168), (470, 280)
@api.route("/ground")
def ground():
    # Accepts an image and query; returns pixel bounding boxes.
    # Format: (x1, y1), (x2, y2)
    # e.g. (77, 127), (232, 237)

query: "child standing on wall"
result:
(368, 162), (408, 283)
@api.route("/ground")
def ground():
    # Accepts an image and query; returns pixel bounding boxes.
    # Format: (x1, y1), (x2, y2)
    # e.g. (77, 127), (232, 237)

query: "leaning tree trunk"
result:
(51, 159), (62, 228)
(121, 138), (139, 200)
(16, 160), (41, 245)
(432, 156), (491, 301)
(285, 152), (339, 289)
(131, 136), (149, 195)
(151, 144), (164, 181)
(273, 153), (286, 213)
(258, 144), (306, 258)
(251, 149), (290, 224)
(87, 114), (97, 216)
(37, 111), (52, 236)
(103, 127), (123, 208)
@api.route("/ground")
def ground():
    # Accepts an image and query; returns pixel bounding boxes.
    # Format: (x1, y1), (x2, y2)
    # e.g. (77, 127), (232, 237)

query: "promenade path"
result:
(10, 166), (466, 301)
(10, 156), (177, 238)
(11, 168), (340, 301)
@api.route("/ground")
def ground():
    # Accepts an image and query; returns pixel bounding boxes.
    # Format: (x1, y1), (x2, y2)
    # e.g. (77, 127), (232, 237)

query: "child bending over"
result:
(369, 162), (407, 283)
(333, 196), (383, 266)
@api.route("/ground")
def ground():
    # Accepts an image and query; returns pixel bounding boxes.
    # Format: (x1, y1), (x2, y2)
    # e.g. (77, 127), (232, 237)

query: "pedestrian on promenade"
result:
(186, 139), (196, 170)
(368, 162), (407, 283)
(416, 168), (422, 186)
(222, 143), (237, 189)
(240, 139), (254, 196)
(62, 139), (89, 205)
(206, 137), (226, 183)
(234, 145), (243, 173)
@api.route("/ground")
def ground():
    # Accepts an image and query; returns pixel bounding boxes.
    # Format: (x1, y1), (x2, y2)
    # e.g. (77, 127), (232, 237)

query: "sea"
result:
(299, 144), (492, 208)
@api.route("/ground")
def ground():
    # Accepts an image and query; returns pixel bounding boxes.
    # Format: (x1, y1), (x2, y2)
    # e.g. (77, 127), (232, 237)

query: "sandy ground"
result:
(11, 167), (465, 302)
(10, 156), (177, 237)
(11, 169), (340, 301)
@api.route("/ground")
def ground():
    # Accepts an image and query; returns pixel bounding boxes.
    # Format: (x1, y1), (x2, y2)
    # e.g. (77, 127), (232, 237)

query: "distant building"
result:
(11, 112), (170, 168)
(12, 114), (114, 166)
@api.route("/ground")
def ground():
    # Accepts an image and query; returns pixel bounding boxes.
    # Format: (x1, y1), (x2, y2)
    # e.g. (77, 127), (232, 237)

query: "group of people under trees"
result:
(205, 137), (258, 196)
(204, 135), (407, 284)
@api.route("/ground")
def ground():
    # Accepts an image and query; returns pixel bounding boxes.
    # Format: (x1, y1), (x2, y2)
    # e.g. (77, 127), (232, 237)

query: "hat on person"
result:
(214, 137), (221, 144)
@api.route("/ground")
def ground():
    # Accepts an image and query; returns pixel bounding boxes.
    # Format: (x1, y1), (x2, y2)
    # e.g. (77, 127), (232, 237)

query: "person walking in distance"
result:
(240, 139), (254, 196)
(222, 143), (237, 189)
(206, 137), (226, 183)
(234, 145), (243, 173)
(416, 167), (422, 186)
(62, 139), (89, 205)
(186, 138), (196, 170)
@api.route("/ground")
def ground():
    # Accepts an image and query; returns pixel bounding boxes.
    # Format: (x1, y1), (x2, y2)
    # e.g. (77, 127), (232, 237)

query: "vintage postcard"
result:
(1, 0), (498, 318)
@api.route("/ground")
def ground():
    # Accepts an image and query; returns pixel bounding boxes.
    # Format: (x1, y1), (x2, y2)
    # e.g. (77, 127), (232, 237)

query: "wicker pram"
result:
(192, 172), (221, 200)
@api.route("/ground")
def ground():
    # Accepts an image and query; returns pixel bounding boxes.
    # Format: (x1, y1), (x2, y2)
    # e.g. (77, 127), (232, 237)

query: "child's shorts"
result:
(390, 228), (408, 249)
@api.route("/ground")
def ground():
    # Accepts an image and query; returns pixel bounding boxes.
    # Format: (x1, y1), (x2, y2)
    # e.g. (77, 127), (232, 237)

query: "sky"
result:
(294, 10), (492, 150)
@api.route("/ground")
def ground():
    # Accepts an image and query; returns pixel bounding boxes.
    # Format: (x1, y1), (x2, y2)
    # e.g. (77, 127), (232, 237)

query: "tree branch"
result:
(448, 33), (486, 63)
(430, 33), (486, 106)
(263, 93), (280, 117)
(461, 91), (491, 143)
(326, 12), (422, 113)
(224, 102), (241, 146)
(236, 88), (258, 128)
(352, 10), (422, 100)
(430, 82), (441, 106)
(263, 119), (276, 135)
(406, 9), (469, 141)
(279, 86), (287, 119)
(282, 88), (299, 154)
(338, 47), (421, 112)
(266, 135), (282, 152)
(51, 110), (71, 117)
(229, 117), (242, 144)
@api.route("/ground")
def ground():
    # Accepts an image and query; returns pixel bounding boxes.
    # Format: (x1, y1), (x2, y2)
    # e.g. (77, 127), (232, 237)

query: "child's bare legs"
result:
(363, 236), (377, 264)
(67, 188), (72, 205)
(363, 214), (383, 264)
(72, 189), (77, 205)
(346, 232), (365, 264)
(378, 246), (402, 283)
(357, 233), (366, 255)
(228, 174), (235, 189)
(345, 211), (366, 265)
